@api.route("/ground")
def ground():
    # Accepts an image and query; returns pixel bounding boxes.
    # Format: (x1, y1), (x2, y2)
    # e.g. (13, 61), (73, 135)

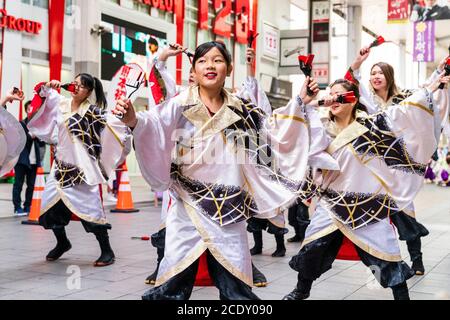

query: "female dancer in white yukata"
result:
(114, 41), (318, 300)
(144, 44), (273, 288)
(0, 88), (27, 178)
(284, 72), (450, 300)
(27, 74), (131, 267)
(346, 48), (450, 275)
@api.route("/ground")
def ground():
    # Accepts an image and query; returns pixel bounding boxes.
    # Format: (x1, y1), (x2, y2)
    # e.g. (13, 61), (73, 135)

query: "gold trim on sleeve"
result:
(400, 101), (433, 116)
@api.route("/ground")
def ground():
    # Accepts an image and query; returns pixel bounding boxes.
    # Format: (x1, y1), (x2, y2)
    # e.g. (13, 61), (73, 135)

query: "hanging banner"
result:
(310, 0), (330, 85)
(413, 20), (435, 62)
(410, 0), (450, 22)
(312, 0), (330, 23)
(387, 0), (409, 23)
(49, 0), (65, 82)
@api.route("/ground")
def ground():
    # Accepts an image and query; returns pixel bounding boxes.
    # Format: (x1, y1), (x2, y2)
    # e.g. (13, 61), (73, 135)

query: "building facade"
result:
(1, 0), (294, 175)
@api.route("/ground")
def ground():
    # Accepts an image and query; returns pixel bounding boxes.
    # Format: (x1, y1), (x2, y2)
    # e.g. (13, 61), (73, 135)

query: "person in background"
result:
(12, 101), (46, 216)
(410, 0), (450, 21)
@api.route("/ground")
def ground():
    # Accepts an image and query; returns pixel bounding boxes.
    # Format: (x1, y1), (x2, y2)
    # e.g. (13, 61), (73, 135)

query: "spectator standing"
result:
(12, 101), (46, 216)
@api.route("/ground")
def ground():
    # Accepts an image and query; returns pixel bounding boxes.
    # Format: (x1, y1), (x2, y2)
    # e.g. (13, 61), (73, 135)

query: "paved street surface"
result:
(0, 177), (449, 300)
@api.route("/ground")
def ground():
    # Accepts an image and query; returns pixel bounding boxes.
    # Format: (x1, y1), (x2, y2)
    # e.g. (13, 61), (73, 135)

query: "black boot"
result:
(94, 230), (115, 267)
(145, 265), (159, 285)
(272, 234), (286, 257)
(252, 263), (267, 287)
(46, 227), (72, 261)
(146, 246), (164, 285)
(250, 231), (263, 255)
(392, 282), (410, 300)
(283, 277), (312, 300)
(407, 238), (425, 275)
(411, 258), (425, 276)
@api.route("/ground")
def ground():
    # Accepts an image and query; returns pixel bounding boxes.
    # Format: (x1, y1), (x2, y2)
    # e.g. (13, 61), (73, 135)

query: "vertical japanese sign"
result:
(413, 21), (435, 62)
(387, 0), (409, 23)
(310, 0), (330, 86)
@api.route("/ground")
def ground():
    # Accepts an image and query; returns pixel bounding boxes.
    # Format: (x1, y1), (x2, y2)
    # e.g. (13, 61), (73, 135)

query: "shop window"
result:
(104, 0), (120, 5)
(65, 0), (73, 15)
(100, 14), (167, 81)
(184, 0), (238, 47)
(32, 0), (48, 9)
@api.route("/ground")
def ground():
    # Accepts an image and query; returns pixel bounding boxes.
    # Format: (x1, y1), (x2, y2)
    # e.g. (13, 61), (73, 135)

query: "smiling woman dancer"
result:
(347, 48), (450, 275)
(114, 41), (317, 300)
(144, 44), (271, 288)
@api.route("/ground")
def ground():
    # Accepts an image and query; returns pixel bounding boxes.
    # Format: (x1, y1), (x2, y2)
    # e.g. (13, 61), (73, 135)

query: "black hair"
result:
(192, 41), (232, 69)
(329, 79), (368, 121)
(76, 73), (107, 109)
(24, 100), (32, 108)
(149, 37), (159, 47)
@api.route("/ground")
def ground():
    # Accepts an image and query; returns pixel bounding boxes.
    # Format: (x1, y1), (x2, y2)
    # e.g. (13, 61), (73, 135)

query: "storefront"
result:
(86, 0), (262, 175)
(2, 0), (298, 177)
(0, 0), (75, 173)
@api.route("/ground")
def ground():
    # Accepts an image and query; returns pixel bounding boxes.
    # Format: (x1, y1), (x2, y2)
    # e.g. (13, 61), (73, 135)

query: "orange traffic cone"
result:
(22, 167), (45, 225)
(110, 163), (139, 213)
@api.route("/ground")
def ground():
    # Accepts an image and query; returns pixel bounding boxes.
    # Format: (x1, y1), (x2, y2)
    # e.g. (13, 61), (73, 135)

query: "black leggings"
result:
(289, 230), (414, 288)
(39, 200), (111, 233)
(142, 250), (260, 300)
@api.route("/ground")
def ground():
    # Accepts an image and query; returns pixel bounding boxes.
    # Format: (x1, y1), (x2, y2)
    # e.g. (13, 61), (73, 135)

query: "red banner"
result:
(48, 0), (65, 82)
(387, 0), (409, 23)
(198, 0), (208, 30)
(234, 0), (249, 44)
(175, 0), (184, 85)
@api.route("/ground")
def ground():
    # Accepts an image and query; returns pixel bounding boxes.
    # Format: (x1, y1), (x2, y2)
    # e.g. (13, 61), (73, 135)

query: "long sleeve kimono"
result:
(303, 87), (448, 262)
(133, 86), (312, 286)
(0, 107), (26, 177)
(237, 77), (338, 229)
(27, 85), (132, 224)
(151, 66), (306, 231)
(349, 67), (449, 217)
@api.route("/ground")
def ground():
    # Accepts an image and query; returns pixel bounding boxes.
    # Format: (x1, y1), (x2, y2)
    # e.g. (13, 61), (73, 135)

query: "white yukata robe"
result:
(133, 86), (312, 286)
(303, 87), (449, 262)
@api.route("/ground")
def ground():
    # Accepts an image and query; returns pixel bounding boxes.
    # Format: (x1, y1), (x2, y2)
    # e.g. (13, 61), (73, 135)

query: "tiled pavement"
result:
(0, 181), (449, 300)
